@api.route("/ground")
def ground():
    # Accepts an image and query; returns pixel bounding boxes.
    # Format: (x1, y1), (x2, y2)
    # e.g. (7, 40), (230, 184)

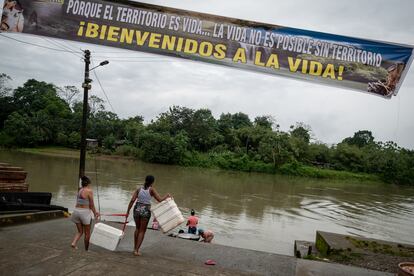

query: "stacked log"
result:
(0, 163), (28, 192)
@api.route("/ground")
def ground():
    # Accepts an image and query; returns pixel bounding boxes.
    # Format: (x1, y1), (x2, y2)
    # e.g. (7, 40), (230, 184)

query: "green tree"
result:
(231, 112), (252, 129)
(89, 95), (105, 115)
(236, 126), (270, 155)
(290, 122), (311, 144)
(149, 106), (194, 135)
(67, 131), (81, 148)
(123, 116), (145, 146)
(58, 85), (80, 110)
(0, 73), (12, 97)
(103, 134), (116, 149)
(56, 132), (68, 146)
(258, 132), (293, 167)
(333, 143), (364, 171)
(188, 109), (221, 152)
(217, 113), (239, 150)
(13, 79), (70, 115)
(307, 143), (331, 165)
(289, 136), (309, 162)
(140, 131), (189, 164)
(88, 110), (121, 143)
(4, 112), (41, 146)
(0, 94), (15, 130)
(342, 130), (375, 148)
(10, 79), (71, 144)
(254, 115), (274, 130)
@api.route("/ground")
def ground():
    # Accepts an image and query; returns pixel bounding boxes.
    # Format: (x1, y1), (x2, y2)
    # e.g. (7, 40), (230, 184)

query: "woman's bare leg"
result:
(135, 217), (149, 256)
(133, 216), (141, 255)
(84, 224), (91, 251)
(71, 223), (83, 248)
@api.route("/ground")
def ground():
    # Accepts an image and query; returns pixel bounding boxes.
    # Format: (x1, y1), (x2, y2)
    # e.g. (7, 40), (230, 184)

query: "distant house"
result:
(86, 139), (98, 148)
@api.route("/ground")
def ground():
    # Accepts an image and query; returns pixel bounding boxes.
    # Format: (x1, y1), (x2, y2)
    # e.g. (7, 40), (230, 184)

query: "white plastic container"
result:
(151, 198), (184, 233)
(90, 222), (124, 251)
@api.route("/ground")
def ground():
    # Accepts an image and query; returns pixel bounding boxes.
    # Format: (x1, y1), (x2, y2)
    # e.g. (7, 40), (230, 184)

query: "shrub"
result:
(0, 131), (13, 147)
(103, 134), (116, 150)
(140, 131), (188, 164)
(56, 132), (68, 146)
(115, 145), (140, 157)
(67, 131), (81, 149)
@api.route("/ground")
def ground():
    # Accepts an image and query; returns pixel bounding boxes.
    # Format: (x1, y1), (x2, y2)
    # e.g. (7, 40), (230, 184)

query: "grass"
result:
(19, 147), (81, 158)
(329, 251), (364, 263)
(348, 237), (414, 257)
(278, 162), (381, 182)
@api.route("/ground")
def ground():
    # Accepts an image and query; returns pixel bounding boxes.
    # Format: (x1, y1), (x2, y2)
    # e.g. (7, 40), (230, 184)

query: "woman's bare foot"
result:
(133, 250), (141, 256)
(71, 244), (78, 249)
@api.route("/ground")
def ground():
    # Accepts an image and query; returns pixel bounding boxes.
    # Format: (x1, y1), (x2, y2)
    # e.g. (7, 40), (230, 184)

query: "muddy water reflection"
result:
(2, 150), (414, 255)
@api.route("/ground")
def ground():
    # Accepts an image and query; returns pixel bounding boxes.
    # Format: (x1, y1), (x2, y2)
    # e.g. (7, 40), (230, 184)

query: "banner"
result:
(1, 0), (413, 98)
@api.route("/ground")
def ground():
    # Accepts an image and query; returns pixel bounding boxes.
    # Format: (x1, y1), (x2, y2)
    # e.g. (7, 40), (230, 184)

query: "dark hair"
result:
(81, 176), (91, 187)
(144, 175), (155, 189)
(191, 209), (195, 216)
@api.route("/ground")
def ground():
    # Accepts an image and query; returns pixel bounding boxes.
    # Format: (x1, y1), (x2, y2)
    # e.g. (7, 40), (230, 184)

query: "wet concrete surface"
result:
(0, 218), (393, 275)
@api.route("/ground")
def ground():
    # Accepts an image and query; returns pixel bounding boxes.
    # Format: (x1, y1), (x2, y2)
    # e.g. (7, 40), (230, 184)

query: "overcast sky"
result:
(0, 0), (413, 148)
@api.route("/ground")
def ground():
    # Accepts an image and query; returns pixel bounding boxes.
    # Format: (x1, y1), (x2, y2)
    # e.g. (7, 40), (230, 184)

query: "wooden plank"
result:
(0, 166), (24, 171)
(0, 171), (27, 181)
(0, 179), (26, 184)
(0, 183), (29, 192)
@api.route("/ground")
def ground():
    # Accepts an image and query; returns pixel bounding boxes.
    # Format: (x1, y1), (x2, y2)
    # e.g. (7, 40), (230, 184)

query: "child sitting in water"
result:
(198, 229), (214, 243)
(186, 209), (199, 234)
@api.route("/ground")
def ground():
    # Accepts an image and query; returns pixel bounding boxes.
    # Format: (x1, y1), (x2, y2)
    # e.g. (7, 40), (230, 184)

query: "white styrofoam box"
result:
(90, 222), (124, 251)
(151, 198), (184, 233)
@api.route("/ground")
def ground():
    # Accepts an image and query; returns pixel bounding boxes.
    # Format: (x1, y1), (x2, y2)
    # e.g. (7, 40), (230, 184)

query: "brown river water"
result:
(2, 150), (414, 255)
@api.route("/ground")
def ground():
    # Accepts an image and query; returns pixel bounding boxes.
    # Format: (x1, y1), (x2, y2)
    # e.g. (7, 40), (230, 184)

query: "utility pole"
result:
(78, 50), (91, 182)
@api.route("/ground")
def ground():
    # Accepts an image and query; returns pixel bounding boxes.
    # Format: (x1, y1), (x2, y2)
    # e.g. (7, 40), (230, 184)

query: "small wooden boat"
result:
(167, 232), (200, 241)
(177, 233), (200, 241)
(0, 162), (68, 213)
(0, 163), (28, 192)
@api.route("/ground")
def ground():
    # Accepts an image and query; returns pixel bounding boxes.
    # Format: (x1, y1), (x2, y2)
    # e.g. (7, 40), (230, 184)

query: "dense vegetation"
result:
(1, 74), (413, 185)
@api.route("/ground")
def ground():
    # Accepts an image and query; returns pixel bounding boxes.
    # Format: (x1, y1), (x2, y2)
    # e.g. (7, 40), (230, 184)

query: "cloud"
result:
(0, 0), (413, 148)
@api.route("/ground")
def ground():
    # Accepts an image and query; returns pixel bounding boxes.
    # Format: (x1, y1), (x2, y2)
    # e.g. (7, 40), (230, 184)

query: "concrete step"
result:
(294, 240), (320, 259)
(0, 210), (65, 227)
(316, 230), (414, 256)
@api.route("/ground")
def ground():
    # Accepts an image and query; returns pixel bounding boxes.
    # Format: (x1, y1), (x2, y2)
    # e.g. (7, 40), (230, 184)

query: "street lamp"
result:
(78, 50), (109, 186)
(89, 60), (110, 72)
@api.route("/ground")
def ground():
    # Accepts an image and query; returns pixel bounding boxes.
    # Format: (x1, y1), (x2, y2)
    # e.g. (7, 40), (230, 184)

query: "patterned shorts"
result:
(134, 203), (151, 219)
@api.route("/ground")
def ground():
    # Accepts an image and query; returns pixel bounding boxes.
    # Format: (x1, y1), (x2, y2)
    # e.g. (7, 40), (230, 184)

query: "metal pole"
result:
(78, 50), (91, 182)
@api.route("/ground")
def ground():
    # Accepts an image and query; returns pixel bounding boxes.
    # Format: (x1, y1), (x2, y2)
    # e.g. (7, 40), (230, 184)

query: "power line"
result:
(0, 34), (184, 62)
(0, 33), (78, 53)
(93, 56), (166, 59)
(91, 60), (116, 114)
(60, 40), (82, 53)
(1, 33), (117, 113)
(107, 60), (183, 63)
(91, 51), (137, 54)
(42, 37), (83, 59)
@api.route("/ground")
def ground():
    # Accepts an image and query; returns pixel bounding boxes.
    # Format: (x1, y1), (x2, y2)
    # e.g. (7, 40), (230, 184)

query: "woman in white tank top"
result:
(126, 175), (171, 256)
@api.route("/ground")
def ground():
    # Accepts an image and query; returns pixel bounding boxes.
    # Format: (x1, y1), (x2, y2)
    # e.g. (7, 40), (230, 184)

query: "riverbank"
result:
(296, 231), (414, 274)
(0, 218), (392, 276)
(16, 147), (382, 183)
